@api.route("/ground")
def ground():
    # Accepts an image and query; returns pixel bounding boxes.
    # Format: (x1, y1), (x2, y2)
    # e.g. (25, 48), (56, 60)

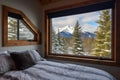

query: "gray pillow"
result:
(0, 54), (15, 74)
(27, 50), (45, 62)
(10, 51), (35, 70)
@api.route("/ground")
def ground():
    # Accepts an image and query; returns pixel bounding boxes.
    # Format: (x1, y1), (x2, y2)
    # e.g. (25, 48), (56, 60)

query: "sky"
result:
(52, 10), (101, 33)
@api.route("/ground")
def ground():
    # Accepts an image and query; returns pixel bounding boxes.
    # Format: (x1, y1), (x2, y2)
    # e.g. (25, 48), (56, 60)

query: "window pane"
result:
(8, 17), (17, 40)
(19, 20), (34, 40)
(51, 9), (112, 58)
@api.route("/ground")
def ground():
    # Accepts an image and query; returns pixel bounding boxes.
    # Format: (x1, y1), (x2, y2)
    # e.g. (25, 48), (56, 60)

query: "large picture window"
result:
(51, 9), (112, 59)
(45, 0), (120, 66)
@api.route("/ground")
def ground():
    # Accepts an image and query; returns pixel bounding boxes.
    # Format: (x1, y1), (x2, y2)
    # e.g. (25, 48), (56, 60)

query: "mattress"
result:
(0, 61), (116, 80)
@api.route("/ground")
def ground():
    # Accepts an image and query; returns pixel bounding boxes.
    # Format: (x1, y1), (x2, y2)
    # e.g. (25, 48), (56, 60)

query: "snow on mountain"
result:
(58, 25), (73, 38)
(58, 25), (96, 38)
(59, 25), (74, 34)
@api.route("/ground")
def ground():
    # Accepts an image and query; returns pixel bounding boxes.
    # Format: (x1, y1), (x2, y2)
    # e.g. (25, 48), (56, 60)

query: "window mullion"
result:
(17, 19), (19, 40)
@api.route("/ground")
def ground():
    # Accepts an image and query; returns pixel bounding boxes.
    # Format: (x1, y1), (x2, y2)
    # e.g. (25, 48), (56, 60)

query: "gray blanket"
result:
(0, 61), (116, 80)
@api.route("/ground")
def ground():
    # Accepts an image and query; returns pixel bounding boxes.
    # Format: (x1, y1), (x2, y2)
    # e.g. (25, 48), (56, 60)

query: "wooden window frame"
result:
(45, 0), (120, 66)
(2, 5), (41, 46)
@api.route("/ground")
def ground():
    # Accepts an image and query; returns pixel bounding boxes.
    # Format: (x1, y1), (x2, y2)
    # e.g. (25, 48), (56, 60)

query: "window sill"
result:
(45, 54), (118, 67)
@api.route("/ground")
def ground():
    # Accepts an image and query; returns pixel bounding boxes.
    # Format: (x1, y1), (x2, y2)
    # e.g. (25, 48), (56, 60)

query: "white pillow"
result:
(0, 51), (9, 55)
(8, 50), (27, 54)
(0, 54), (15, 74)
(27, 50), (45, 62)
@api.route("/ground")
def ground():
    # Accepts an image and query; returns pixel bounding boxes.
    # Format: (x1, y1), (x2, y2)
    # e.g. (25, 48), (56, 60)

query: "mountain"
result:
(59, 25), (74, 34)
(82, 31), (96, 39)
(60, 31), (95, 38)
(60, 31), (72, 38)
(58, 25), (96, 38)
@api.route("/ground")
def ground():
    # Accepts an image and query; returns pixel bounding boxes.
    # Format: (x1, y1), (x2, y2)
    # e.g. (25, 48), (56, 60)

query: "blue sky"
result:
(51, 9), (109, 33)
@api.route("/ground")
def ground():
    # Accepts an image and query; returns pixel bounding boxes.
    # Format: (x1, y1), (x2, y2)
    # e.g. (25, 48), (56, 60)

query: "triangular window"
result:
(3, 6), (40, 46)
(19, 20), (34, 40)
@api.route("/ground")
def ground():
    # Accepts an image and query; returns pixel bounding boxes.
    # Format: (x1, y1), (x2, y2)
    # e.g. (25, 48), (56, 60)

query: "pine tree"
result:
(72, 21), (84, 55)
(93, 9), (111, 57)
(52, 28), (65, 54)
(51, 27), (58, 53)
(8, 17), (17, 40)
(57, 29), (65, 54)
(83, 38), (95, 54)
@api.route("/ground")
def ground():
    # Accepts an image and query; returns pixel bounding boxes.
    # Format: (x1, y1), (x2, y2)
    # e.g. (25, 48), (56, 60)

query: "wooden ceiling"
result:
(39, 0), (62, 5)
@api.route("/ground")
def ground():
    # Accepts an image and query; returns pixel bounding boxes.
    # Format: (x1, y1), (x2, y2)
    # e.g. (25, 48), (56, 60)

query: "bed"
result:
(0, 50), (116, 80)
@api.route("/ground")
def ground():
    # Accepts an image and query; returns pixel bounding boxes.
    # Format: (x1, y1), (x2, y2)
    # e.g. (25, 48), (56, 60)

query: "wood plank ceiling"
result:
(39, 0), (62, 5)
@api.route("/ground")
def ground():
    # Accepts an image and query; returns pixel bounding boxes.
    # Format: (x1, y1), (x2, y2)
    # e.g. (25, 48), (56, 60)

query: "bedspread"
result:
(0, 61), (116, 80)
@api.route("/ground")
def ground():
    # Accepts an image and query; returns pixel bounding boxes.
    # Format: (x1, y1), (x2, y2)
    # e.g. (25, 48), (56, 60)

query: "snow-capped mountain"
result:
(59, 25), (74, 34)
(58, 25), (96, 38)
(60, 31), (72, 38)
(59, 25), (73, 38)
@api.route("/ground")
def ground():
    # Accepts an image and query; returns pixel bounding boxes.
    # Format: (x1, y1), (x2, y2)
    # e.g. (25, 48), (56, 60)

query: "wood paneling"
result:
(39, 0), (62, 5)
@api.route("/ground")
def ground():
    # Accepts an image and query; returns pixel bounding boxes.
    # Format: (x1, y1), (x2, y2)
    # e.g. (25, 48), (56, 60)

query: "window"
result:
(45, 0), (120, 66)
(18, 20), (34, 40)
(2, 6), (40, 46)
(51, 9), (112, 59)
(8, 14), (34, 40)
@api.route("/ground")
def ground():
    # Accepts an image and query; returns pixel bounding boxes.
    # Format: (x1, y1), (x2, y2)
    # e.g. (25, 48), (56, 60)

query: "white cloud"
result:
(52, 15), (79, 32)
(52, 15), (79, 27)
(52, 11), (100, 33)
(81, 24), (97, 33)
(79, 12), (100, 24)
